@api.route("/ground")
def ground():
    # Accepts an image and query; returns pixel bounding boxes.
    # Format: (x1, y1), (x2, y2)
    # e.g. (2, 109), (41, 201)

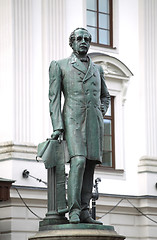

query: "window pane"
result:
(104, 136), (112, 151)
(99, 13), (110, 29)
(87, 26), (97, 43)
(104, 119), (111, 135)
(105, 101), (111, 116)
(87, 0), (97, 11)
(102, 151), (112, 167)
(99, 29), (110, 45)
(87, 11), (97, 27)
(102, 96), (114, 168)
(99, 0), (109, 13)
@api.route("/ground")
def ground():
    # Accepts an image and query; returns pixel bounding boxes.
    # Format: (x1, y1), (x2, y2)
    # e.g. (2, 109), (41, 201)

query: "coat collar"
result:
(70, 53), (96, 81)
(70, 53), (87, 73)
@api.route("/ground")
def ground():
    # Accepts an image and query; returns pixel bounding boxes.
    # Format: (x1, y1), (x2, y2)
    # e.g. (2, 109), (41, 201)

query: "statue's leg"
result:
(68, 156), (86, 223)
(80, 160), (95, 215)
(80, 160), (102, 224)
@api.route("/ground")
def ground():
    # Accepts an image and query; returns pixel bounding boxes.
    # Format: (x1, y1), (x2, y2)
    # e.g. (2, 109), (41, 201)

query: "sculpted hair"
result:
(69, 28), (92, 47)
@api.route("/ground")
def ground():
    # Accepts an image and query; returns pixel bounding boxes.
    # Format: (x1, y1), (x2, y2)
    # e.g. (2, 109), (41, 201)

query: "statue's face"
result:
(72, 29), (90, 56)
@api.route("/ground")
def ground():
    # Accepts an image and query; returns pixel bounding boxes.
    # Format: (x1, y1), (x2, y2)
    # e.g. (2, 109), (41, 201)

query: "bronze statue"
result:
(49, 28), (110, 224)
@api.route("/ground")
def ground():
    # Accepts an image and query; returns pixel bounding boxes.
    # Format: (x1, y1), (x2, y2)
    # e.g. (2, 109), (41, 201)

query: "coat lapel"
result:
(70, 54), (87, 74)
(83, 57), (95, 82)
(70, 54), (95, 82)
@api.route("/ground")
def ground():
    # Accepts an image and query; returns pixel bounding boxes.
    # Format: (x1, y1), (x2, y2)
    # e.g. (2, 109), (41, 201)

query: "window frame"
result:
(86, 0), (113, 48)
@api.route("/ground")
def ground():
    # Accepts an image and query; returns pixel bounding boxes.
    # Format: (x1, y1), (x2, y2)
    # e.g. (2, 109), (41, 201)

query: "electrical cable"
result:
(15, 187), (157, 224)
(126, 198), (157, 224)
(99, 198), (125, 218)
(15, 187), (43, 220)
(100, 197), (157, 224)
(28, 174), (47, 185)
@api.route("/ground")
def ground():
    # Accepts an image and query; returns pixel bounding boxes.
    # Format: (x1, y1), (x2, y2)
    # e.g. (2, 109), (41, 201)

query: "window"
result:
(89, 52), (133, 171)
(86, 0), (113, 47)
(102, 96), (115, 168)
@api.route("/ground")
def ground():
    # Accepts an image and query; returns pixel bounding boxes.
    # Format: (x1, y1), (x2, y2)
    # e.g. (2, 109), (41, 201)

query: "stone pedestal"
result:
(29, 224), (125, 240)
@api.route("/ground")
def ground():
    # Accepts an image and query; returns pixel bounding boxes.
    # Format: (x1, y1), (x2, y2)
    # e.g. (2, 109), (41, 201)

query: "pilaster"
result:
(41, 0), (67, 141)
(0, 0), (14, 141)
(12, 0), (33, 143)
(1, 0), (67, 144)
(139, 0), (157, 157)
(138, 156), (157, 195)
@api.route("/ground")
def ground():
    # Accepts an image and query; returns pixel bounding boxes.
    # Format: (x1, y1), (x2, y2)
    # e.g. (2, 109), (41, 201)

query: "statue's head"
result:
(69, 28), (92, 56)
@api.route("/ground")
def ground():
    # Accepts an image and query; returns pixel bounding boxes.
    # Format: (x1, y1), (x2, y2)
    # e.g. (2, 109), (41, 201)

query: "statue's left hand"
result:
(51, 130), (62, 140)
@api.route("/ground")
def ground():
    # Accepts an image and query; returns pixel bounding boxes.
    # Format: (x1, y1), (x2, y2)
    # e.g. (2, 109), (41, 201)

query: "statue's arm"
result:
(49, 61), (64, 138)
(99, 66), (110, 116)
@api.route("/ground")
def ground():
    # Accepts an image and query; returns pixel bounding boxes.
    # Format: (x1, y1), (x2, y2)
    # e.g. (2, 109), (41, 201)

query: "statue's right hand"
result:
(51, 130), (62, 140)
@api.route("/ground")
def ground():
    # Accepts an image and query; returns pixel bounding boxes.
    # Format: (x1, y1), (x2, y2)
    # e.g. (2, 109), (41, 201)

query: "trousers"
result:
(67, 156), (95, 218)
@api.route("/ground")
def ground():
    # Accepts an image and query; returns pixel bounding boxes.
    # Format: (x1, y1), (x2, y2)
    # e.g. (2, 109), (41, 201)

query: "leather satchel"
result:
(37, 138), (69, 214)
(37, 138), (69, 168)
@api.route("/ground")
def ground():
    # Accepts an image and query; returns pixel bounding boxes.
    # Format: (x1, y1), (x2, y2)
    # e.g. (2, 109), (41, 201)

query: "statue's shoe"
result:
(69, 213), (80, 224)
(80, 216), (102, 225)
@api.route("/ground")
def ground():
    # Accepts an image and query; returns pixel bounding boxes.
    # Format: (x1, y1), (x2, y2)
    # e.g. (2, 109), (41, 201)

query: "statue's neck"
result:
(73, 52), (89, 63)
(73, 51), (87, 59)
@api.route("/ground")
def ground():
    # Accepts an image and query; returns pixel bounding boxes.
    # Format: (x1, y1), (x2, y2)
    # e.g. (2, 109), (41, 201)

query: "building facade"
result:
(0, 0), (157, 239)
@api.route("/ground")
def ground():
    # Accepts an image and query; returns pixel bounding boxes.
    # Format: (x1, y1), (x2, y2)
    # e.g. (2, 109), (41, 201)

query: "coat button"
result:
(92, 82), (96, 85)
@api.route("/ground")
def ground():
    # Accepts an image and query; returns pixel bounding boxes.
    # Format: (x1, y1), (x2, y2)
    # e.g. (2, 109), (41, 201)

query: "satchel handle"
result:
(58, 134), (62, 143)
(46, 136), (62, 143)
